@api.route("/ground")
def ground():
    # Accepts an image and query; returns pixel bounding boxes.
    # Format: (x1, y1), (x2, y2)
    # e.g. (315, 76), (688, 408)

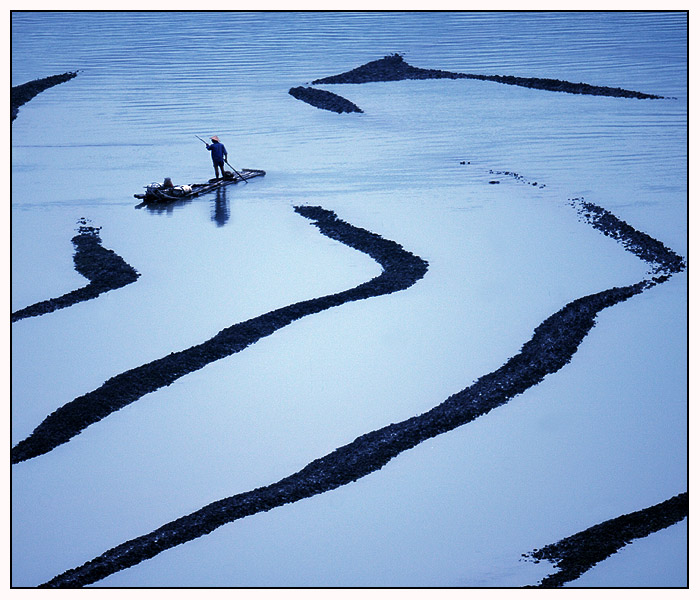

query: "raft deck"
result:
(134, 169), (265, 203)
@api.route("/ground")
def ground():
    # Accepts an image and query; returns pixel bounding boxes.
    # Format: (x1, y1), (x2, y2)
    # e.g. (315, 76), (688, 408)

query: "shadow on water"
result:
(211, 186), (230, 227)
(137, 197), (192, 217)
(135, 186), (230, 227)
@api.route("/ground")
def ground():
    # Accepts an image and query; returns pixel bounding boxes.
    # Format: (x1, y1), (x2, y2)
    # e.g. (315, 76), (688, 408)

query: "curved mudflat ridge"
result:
(11, 220), (140, 323)
(11, 206), (428, 464)
(39, 200), (684, 587)
(39, 285), (650, 588)
(289, 86), (363, 113)
(11, 71), (79, 121)
(524, 492), (688, 588)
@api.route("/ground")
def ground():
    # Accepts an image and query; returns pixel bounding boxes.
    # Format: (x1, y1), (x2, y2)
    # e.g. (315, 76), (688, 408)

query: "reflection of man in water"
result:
(205, 135), (228, 179)
(212, 186), (230, 227)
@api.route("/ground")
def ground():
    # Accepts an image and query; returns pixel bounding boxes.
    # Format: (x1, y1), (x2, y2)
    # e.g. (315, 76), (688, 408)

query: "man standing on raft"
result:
(206, 136), (228, 179)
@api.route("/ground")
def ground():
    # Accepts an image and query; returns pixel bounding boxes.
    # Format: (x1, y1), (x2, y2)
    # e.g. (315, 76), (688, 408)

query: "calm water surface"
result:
(12, 11), (686, 171)
(11, 12), (687, 247)
(11, 11), (687, 587)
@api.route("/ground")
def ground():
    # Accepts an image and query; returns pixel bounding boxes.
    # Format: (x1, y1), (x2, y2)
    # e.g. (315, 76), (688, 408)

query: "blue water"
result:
(12, 11), (688, 136)
(11, 11), (687, 90)
(11, 11), (687, 228)
(11, 11), (688, 588)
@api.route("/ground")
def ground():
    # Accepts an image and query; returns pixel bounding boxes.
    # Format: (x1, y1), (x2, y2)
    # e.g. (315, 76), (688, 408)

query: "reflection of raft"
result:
(134, 169), (265, 203)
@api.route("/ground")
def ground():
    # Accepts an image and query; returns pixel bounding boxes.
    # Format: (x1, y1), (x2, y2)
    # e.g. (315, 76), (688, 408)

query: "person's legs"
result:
(214, 161), (224, 178)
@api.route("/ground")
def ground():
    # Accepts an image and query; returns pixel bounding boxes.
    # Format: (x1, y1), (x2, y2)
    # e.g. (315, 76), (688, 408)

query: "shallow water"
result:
(11, 11), (686, 191)
(11, 11), (687, 587)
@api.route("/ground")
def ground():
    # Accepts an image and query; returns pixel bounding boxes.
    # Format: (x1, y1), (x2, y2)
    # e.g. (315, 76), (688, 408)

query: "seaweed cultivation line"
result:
(571, 198), (686, 276)
(523, 492), (688, 588)
(290, 54), (667, 113)
(11, 219), (140, 323)
(288, 87), (363, 114)
(11, 71), (79, 122)
(39, 201), (685, 587)
(11, 206), (429, 464)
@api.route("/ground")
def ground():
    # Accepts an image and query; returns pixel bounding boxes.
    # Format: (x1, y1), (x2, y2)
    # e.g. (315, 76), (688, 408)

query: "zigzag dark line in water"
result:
(11, 206), (429, 464)
(11, 221), (140, 323)
(39, 201), (685, 587)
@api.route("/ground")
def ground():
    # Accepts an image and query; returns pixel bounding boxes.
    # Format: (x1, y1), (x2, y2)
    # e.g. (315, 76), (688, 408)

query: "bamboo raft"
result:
(134, 169), (265, 203)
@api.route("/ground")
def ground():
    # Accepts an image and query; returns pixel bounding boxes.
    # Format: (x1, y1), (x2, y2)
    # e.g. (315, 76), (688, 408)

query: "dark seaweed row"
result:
(312, 54), (665, 99)
(312, 53), (465, 84)
(36, 199), (686, 587)
(11, 221), (140, 323)
(41, 274), (651, 587)
(39, 198), (681, 588)
(11, 206), (428, 464)
(11, 71), (79, 121)
(289, 86), (363, 113)
(466, 73), (664, 99)
(572, 198), (687, 276)
(524, 492), (688, 588)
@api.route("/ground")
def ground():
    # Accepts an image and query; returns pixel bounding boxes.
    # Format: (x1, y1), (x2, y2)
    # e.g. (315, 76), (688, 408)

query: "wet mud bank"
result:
(289, 86), (363, 113)
(524, 492), (688, 587)
(39, 200), (684, 587)
(12, 206), (428, 464)
(11, 220), (140, 323)
(293, 54), (665, 113)
(11, 71), (78, 121)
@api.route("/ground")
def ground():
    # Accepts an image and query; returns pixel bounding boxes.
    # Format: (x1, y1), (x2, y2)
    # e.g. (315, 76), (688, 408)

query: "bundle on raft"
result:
(134, 169), (265, 203)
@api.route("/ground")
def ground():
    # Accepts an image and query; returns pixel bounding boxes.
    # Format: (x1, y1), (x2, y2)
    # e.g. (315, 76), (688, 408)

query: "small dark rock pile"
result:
(289, 86), (363, 114)
(312, 53), (467, 84)
(488, 169), (545, 188)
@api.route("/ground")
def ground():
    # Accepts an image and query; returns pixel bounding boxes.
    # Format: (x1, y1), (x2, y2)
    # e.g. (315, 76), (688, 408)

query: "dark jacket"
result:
(206, 141), (227, 164)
